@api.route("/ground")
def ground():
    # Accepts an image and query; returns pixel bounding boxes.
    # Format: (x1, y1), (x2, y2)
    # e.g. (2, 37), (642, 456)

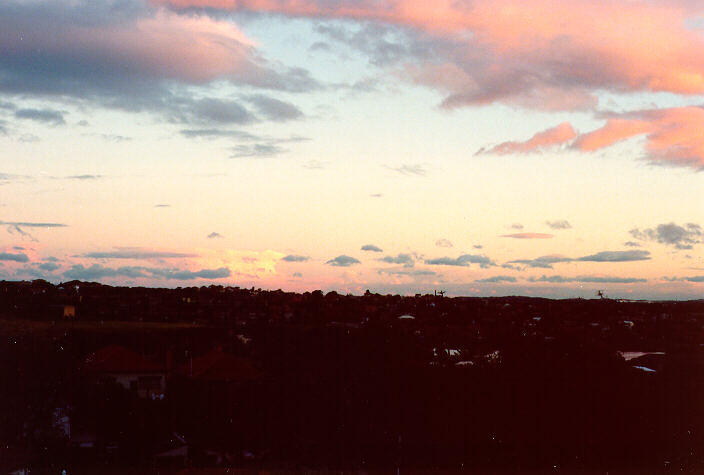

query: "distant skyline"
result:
(3, 0), (704, 299)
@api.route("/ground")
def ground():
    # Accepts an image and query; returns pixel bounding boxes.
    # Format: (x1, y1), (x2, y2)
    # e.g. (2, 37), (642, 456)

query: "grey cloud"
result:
(37, 262), (60, 271)
(0, 220), (67, 228)
(623, 241), (641, 247)
(189, 98), (255, 125)
(244, 94), (303, 122)
(154, 204), (171, 208)
(387, 164), (428, 176)
(292, 272), (303, 277)
(0, 252), (29, 263)
(150, 267), (231, 280)
(435, 238), (453, 248)
(475, 275), (517, 283)
(685, 276), (704, 282)
(500, 233), (553, 239)
(378, 268), (436, 277)
(64, 264), (148, 280)
(425, 254), (494, 268)
(80, 250), (197, 259)
(508, 255), (572, 269)
(369, 193), (383, 198)
(303, 160), (329, 169)
(14, 108), (65, 125)
(361, 244), (383, 252)
(577, 250), (651, 262)
(63, 174), (102, 180)
(473, 245), (483, 249)
(282, 255), (310, 262)
(511, 223), (524, 230)
(630, 222), (702, 250)
(63, 264), (230, 281)
(509, 250), (650, 268)
(530, 275), (646, 284)
(179, 129), (259, 140)
(207, 232), (223, 239)
(380, 253), (415, 267)
(230, 143), (287, 158)
(546, 220), (572, 230)
(326, 255), (360, 267)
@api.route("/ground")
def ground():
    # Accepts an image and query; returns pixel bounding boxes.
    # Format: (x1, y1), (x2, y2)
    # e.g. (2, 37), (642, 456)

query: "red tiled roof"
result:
(177, 348), (261, 383)
(84, 344), (163, 374)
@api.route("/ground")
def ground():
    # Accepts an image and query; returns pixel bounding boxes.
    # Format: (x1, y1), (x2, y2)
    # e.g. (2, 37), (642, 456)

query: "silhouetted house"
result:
(170, 348), (263, 451)
(84, 344), (166, 399)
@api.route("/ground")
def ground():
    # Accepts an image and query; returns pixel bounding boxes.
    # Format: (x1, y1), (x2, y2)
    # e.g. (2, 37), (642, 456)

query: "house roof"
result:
(177, 348), (261, 383)
(84, 344), (163, 374)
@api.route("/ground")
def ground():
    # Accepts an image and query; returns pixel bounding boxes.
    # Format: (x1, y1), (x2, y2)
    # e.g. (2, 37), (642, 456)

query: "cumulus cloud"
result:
(326, 255), (360, 267)
(0, 1), (320, 125)
(361, 244), (383, 252)
(435, 238), (453, 248)
(281, 254), (310, 262)
(630, 222), (702, 250)
(207, 232), (223, 239)
(80, 249), (197, 259)
(379, 253), (415, 267)
(156, 0), (704, 113)
(425, 254), (493, 268)
(475, 275), (517, 283)
(37, 262), (60, 271)
(545, 220), (572, 230)
(500, 233), (553, 239)
(480, 122), (576, 154)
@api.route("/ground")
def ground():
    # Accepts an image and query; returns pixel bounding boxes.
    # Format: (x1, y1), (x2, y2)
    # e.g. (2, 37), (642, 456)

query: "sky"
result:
(3, 0), (704, 299)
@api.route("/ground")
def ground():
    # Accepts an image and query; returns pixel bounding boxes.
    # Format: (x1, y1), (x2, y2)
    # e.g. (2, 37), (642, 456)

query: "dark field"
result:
(1, 280), (703, 473)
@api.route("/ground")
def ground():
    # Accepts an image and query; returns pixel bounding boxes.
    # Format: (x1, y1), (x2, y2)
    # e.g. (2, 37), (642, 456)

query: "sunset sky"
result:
(3, 0), (704, 298)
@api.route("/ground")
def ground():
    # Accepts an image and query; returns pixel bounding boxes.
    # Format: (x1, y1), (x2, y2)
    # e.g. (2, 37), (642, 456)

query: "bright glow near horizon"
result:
(2, 0), (704, 299)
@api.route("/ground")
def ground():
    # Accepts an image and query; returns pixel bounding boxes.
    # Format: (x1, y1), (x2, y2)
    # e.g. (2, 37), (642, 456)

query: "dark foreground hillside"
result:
(1, 280), (703, 473)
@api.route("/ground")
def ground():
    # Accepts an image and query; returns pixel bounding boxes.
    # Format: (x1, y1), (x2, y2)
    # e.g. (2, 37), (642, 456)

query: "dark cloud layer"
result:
(14, 108), (65, 125)
(0, 252), (29, 263)
(63, 263), (230, 281)
(80, 250), (197, 259)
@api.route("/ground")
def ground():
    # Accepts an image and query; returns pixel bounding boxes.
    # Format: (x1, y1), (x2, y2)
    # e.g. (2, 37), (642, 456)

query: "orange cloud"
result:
(575, 107), (704, 169)
(483, 122), (576, 154)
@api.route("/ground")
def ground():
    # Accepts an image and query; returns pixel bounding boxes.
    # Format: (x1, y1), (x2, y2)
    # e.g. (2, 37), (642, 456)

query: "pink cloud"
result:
(486, 106), (704, 169)
(154, 0), (704, 107)
(575, 107), (704, 169)
(500, 233), (554, 239)
(483, 122), (576, 154)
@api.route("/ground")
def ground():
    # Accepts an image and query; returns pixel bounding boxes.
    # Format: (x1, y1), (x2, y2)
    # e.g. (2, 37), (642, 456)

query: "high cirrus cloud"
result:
(156, 0), (704, 109)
